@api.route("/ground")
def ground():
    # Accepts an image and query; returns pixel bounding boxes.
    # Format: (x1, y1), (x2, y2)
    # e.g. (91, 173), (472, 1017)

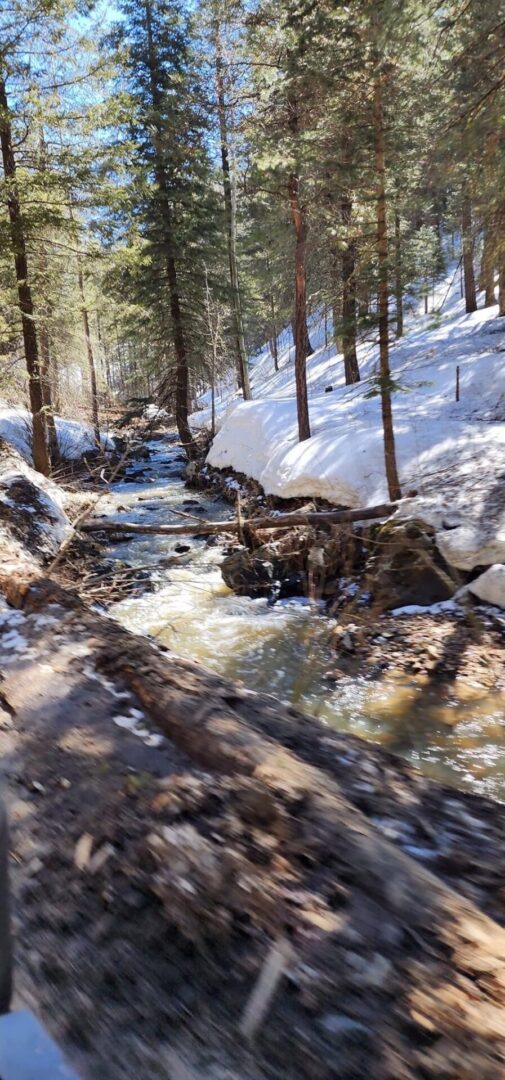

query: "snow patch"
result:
(0, 404), (113, 464)
(390, 600), (462, 617)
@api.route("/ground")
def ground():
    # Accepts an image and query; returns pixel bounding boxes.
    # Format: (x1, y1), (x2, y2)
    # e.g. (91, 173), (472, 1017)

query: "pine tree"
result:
(108, 0), (220, 455)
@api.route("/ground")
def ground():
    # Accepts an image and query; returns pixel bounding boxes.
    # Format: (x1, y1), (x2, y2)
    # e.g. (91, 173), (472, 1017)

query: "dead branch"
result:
(78, 501), (401, 538)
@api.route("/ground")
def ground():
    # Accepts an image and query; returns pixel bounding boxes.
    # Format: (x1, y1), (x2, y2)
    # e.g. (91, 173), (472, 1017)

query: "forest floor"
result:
(1, 430), (505, 1079)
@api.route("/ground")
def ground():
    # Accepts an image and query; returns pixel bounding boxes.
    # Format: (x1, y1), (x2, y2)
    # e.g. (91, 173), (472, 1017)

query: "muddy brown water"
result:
(101, 439), (505, 800)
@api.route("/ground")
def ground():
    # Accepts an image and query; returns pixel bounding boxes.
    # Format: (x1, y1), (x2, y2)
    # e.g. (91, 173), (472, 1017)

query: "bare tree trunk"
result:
(0, 78), (49, 476)
(373, 73), (401, 502)
(499, 251), (505, 317)
(145, 0), (196, 458)
(77, 260), (100, 445)
(214, 20), (251, 400)
(266, 261), (279, 372)
(462, 191), (477, 314)
(480, 226), (496, 307)
(38, 320), (60, 466)
(287, 158), (311, 441)
(394, 205), (403, 337)
(36, 132), (59, 467)
(341, 194), (360, 383)
(291, 316), (313, 358)
(96, 312), (112, 399)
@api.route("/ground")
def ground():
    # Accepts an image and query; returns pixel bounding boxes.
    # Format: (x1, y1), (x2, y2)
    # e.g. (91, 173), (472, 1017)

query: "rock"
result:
(368, 518), (456, 610)
(349, 951), (393, 990)
(220, 547), (275, 598)
(468, 564), (505, 610)
(318, 1013), (372, 1041)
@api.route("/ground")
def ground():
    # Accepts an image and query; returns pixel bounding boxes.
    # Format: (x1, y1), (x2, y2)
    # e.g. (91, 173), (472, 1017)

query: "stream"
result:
(98, 436), (505, 801)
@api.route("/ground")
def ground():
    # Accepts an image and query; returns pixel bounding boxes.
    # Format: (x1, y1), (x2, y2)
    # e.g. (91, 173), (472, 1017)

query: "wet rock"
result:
(174, 543), (192, 554)
(220, 547), (275, 598)
(367, 518), (457, 610)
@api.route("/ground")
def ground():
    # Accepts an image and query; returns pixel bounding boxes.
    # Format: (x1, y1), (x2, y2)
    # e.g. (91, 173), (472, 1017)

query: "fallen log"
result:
(79, 500), (399, 537)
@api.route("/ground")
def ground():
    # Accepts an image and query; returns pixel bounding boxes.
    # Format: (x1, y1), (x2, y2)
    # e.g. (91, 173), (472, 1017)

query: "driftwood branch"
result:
(78, 501), (399, 537)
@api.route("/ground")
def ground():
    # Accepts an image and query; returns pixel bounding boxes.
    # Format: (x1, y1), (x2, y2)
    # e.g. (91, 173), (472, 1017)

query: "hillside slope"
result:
(193, 273), (505, 571)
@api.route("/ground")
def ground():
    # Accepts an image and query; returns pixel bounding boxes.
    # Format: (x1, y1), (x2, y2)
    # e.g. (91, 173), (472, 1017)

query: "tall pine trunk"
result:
(373, 72), (401, 502)
(37, 134), (59, 466)
(291, 316), (313, 358)
(462, 191), (477, 314)
(499, 252), (505, 317)
(38, 319), (60, 466)
(0, 77), (50, 476)
(214, 20), (251, 400)
(145, 0), (196, 458)
(341, 194), (360, 384)
(77, 260), (100, 445)
(479, 226), (496, 307)
(288, 161), (310, 441)
(265, 257), (279, 371)
(394, 205), (403, 337)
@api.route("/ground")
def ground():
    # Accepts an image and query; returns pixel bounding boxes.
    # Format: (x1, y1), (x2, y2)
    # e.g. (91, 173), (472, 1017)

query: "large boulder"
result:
(0, 438), (72, 572)
(367, 518), (459, 610)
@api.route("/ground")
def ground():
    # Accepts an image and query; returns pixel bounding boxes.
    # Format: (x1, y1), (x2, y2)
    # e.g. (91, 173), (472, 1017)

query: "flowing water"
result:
(102, 438), (505, 800)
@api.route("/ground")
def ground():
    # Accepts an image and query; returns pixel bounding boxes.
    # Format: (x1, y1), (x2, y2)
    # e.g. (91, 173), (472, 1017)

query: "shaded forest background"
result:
(0, 0), (503, 480)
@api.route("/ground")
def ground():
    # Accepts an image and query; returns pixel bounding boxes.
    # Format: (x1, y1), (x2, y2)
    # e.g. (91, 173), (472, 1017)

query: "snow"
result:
(144, 404), (169, 421)
(468, 565), (505, 610)
(0, 405), (113, 464)
(390, 600), (462, 617)
(193, 270), (505, 572)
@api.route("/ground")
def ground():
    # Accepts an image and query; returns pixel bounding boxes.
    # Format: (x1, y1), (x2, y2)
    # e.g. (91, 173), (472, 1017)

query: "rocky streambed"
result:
(89, 436), (505, 801)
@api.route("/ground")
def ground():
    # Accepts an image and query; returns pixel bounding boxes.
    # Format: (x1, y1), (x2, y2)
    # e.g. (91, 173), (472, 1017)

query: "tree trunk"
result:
(77, 260), (100, 445)
(480, 226), (496, 307)
(0, 78), (50, 476)
(394, 205), (403, 337)
(214, 21), (251, 400)
(499, 252), (505, 317)
(36, 132), (59, 467)
(373, 73), (401, 502)
(38, 319), (60, 466)
(269, 337), (278, 372)
(291, 316), (313, 359)
(288, 168), (311, 442)
(341, 194), (360, 383)
(269, 300), (279, 371)
(462, 191), (477, 314)
(144, 0), (196, 458)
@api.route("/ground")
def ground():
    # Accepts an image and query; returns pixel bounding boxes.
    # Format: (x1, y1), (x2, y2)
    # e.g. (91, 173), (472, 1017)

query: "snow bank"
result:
(0, 405), (113, 464)
(197, 273), (505, 571)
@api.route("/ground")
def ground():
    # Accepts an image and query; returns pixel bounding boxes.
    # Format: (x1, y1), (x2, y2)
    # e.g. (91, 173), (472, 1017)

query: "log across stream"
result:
(81, 437), (505, 800)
